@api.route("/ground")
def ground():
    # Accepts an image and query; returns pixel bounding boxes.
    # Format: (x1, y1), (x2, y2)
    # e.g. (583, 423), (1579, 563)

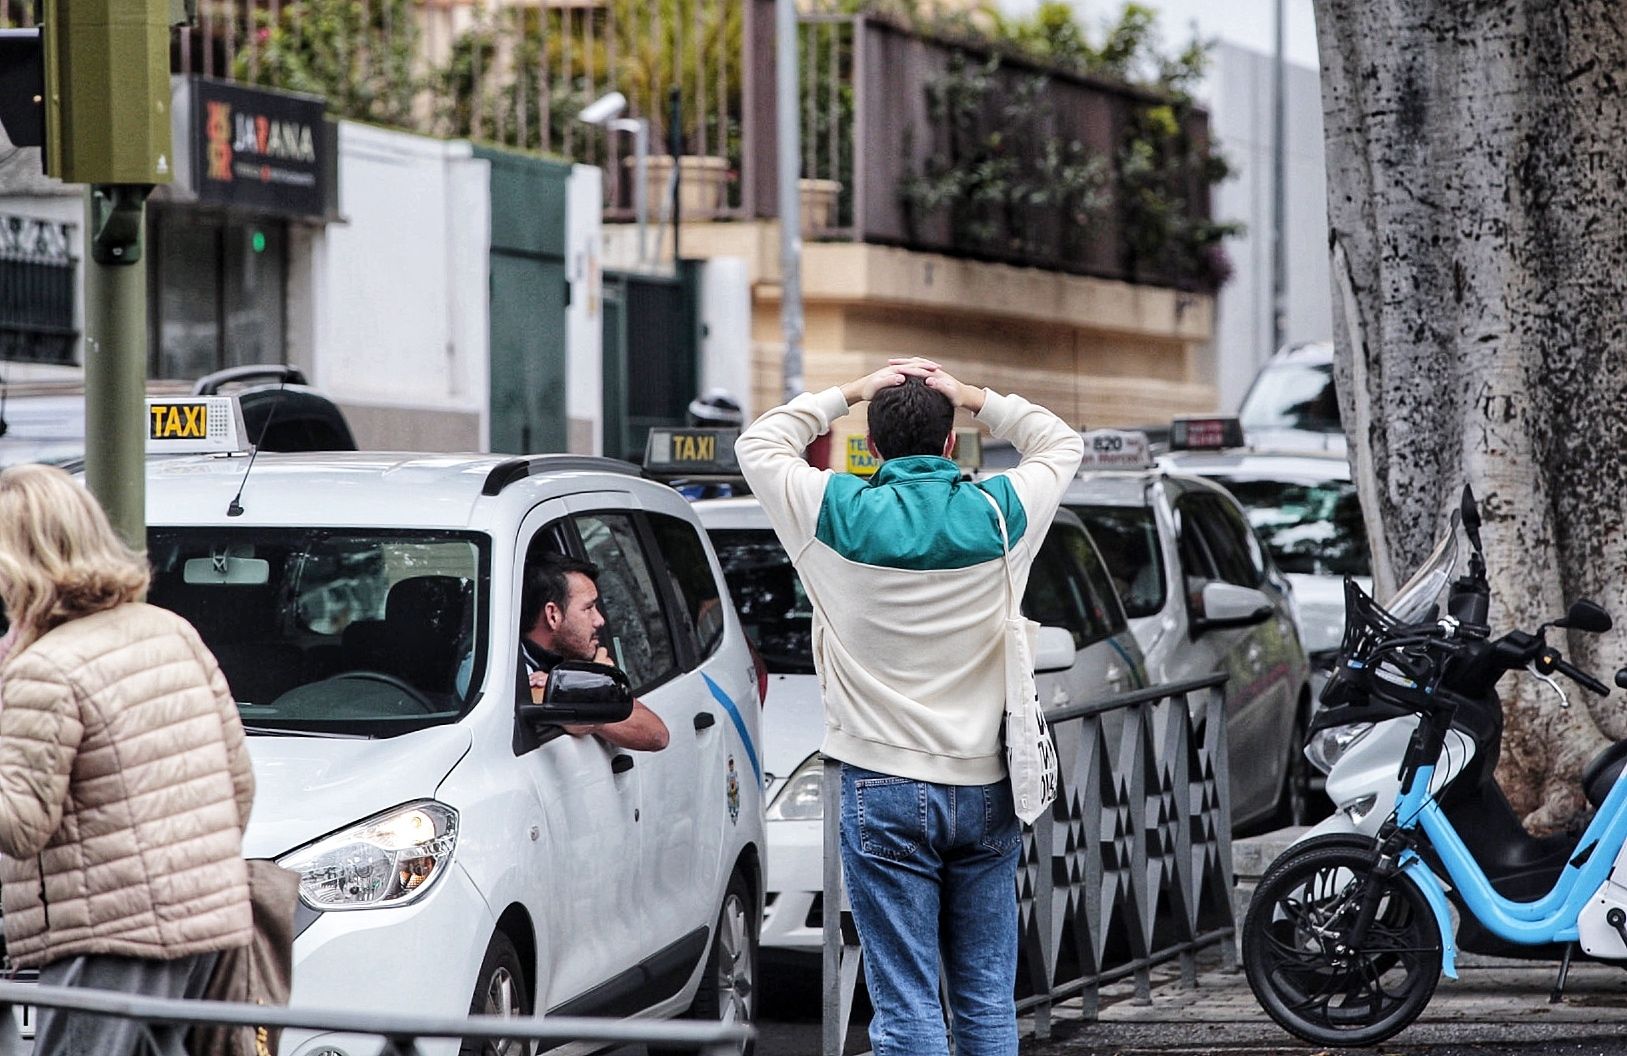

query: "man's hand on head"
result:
(890, 359), (986, 414)
(840, 361), (936, 406)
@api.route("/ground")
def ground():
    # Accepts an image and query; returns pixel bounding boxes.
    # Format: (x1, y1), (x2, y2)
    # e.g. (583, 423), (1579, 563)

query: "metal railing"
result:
(0, 978), (752, 1055)
(820, 674), (1234, 1055)
(0, 215), (78, 366)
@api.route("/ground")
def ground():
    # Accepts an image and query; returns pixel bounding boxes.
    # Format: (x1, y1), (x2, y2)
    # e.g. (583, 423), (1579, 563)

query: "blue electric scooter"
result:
(1243, 487), (1626, 1047)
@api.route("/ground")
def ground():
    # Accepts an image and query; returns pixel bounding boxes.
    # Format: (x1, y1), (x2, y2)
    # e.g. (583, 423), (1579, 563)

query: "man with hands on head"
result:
(736, 357), (1083, 1056)
(521, 554), (670, 752)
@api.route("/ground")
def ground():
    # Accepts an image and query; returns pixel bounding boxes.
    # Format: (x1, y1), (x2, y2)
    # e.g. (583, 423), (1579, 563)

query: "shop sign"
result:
(193, 77), (326, 219)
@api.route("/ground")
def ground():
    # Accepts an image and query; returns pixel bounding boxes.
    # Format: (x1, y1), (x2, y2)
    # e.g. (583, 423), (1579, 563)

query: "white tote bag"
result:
(978, 488), (1058, 824)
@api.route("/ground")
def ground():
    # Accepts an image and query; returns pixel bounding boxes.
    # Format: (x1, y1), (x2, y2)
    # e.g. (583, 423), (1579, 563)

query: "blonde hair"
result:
(0, 464), (149, 651)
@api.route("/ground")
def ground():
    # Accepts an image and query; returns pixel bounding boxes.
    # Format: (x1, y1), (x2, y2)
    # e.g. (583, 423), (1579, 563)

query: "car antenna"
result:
(226, 372), (290, 517)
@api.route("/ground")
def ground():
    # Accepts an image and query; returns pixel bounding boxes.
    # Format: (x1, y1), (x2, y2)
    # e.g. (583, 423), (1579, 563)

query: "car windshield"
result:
(707, 528), (814, 675)
(1209, 476), (1371, 577)
(0, 441), (85, 469)
(1069, 505), (1165, 619)
(1240, 361), (1342, 433)
(147, 527), (490, 736)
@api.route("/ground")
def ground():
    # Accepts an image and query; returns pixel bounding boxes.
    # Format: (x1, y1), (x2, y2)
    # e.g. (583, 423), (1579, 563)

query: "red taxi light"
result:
(1170, 416), (1245, 451)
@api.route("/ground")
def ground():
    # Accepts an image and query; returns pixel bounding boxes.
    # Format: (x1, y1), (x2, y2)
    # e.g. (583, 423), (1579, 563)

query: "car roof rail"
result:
(193, 364), (310, 396)
(481, 455), (643, 496)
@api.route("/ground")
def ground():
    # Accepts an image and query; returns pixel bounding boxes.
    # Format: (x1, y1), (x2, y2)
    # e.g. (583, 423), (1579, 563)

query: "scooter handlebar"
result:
(1551, 655), (1610, 696)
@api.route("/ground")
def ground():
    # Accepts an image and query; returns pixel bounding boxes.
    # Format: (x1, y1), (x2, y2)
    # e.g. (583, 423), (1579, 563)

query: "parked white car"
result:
(1159, 437), (1371, 699)
(32, 404), (769, 1056)
(695, 496), (1146, 953)
(1065, 430), (1314, 831)
(1237, 341), (1345, 454)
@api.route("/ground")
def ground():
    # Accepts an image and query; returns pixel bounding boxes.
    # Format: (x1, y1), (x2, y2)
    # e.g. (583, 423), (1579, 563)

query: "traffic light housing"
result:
(41, 0), (174, 184)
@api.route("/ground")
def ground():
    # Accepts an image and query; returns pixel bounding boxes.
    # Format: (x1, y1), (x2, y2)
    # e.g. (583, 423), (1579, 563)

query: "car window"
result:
(573, 513), (678, 692)
(1070, 504), (1166, 620)
(1197, 496), (1264, 588)
(648, 513), (726, 661)
(708, 528), (814, 675)
(1022, 529), (1107, 650)
(1239, 360), (1341, 433)
(1209, 476), (1371, 577)
(145, 527), (489, 736)
(1060, 526), (1128, 635)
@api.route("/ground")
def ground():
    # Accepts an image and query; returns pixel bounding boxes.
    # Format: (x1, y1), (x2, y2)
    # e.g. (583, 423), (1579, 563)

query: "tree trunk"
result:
(1314, 0), (1627, 831)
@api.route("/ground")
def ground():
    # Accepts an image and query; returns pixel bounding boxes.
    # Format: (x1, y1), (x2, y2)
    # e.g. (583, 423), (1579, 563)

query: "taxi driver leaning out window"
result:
(518, 554), (670, 751)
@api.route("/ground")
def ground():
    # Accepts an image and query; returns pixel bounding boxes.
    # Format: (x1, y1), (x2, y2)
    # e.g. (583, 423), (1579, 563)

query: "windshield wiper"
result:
(241, 725), (372, 740)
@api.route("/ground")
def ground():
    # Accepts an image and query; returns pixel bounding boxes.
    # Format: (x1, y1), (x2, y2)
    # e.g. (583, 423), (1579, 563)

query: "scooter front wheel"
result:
(1242, 842), (1441, 1047)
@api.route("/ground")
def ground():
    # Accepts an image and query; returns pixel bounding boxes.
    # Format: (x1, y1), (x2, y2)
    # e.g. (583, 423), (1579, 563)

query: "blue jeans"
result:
(839, 763), (1022, 1056)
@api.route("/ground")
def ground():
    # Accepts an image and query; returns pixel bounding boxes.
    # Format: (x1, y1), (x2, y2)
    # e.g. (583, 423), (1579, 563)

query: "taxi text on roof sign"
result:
(144, 397), (250, 454)
(1078, 429), (1155, 471)
(845, 435), (879, 477)
(644, 427), (741, 477)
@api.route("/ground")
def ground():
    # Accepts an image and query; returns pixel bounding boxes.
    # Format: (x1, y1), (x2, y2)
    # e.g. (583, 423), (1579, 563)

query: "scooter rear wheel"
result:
(1243, 842), (1441, 1047)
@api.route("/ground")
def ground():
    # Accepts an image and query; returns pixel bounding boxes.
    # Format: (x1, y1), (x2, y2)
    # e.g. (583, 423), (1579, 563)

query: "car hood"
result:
(761, 673), (825, 785)
(1287, 572), (1370, 655)
(242, 725), (473, 859)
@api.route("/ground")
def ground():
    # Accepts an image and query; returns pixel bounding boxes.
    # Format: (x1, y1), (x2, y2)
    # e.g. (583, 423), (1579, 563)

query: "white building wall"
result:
(1207, 43), (1333, 411)
(698, 257), (753, 424)
(300, 122), (491, 450)
(565, 165), (604, 455)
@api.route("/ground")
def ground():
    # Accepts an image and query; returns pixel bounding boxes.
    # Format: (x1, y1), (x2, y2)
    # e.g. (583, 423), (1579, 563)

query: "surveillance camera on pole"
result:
(577, 91), (649, 265)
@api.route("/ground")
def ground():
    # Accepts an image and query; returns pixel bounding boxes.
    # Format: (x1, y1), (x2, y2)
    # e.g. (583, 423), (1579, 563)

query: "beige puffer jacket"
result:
(0, 603), (254, 967)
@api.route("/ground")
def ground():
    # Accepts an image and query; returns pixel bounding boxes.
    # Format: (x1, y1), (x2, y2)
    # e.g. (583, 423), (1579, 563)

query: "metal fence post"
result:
(822, 755), (845, 1056)
(1031, 800), (1055, 1039)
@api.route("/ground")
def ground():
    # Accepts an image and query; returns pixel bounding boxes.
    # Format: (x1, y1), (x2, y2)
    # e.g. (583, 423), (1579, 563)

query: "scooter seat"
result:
(1583, 739), (1627, 808)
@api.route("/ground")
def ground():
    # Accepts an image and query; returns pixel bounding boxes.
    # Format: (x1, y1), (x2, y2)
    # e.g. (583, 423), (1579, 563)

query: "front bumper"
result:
(763, 817), (824, 951)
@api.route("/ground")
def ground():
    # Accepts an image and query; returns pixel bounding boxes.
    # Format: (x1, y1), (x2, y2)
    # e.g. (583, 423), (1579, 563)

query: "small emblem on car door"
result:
(726, 756), (741, 825)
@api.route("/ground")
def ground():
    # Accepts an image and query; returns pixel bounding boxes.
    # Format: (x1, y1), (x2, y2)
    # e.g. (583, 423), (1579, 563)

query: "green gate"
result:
(601, 263), (700, 463)
(478, 147), (571, 454)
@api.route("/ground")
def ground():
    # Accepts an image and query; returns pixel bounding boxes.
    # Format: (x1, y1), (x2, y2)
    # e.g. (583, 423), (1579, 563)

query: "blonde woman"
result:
(0, 465), (254, 1056)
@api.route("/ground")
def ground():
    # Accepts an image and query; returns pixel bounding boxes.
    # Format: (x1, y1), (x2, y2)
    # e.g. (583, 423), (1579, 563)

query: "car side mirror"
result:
(1192, 582), (1274, 636)
(1033, 626), (1076, 674)
(518, 661), (634, 727)
(1555, 599), (1612, 634)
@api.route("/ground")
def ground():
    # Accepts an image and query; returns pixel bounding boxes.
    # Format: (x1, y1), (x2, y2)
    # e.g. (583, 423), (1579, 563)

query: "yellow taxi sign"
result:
(644, 427), (740, 478)
(845, 435), (878, 477)
(1078, 428), (1155, 471)
(145, 397), (250, 454)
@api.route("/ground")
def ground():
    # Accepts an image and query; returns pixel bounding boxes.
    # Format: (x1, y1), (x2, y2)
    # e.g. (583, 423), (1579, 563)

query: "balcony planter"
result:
(799, 178), (843, 234)
(625, 154), (729, 219)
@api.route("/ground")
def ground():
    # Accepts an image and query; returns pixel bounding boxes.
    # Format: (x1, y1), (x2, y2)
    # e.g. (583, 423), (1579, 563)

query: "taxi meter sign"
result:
(1170, 416), (1245, 451)
(1078, 429), (1155, 470)
(644, 427), (740, 477)
(145, 397), (249, 454)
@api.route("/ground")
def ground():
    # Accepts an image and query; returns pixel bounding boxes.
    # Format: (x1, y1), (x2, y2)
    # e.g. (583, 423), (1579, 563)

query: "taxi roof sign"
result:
(644, 427), (740, 479)
(1169, 416), (1245, 452)
(845, 435), (879, 477)
(845, 427), (982, 478)
(145, 397), (250, 454)
(1078, 429), (1155, 471)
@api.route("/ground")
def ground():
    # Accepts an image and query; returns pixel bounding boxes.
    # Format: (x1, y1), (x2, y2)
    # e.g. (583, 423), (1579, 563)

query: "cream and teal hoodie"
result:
(735, 387), (1085, 785)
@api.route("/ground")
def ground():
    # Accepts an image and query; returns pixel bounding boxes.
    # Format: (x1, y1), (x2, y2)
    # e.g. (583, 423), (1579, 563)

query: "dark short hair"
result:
(868, 376), (954, 460)
(521, 555), (599, 633)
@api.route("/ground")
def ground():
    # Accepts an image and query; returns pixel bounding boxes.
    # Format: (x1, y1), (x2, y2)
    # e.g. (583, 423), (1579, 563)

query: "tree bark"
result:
(1314, 0), (1627, 831)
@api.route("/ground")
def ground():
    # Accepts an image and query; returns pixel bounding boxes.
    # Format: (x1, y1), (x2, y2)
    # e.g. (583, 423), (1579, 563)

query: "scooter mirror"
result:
(1615, 667), (1627, 691)
(1460, 484), (1484, 553)
(1556, 599), (1613, 634)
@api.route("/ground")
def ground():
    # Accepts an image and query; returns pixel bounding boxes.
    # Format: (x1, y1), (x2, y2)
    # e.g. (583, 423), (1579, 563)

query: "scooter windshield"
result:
(1384, 516), (1459, 625)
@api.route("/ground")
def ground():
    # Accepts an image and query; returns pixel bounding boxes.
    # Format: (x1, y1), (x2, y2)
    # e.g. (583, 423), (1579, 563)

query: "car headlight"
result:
(767, 754), (824, 822)
(278, 801), (459, 911)
(1303, 722), (1374, 776)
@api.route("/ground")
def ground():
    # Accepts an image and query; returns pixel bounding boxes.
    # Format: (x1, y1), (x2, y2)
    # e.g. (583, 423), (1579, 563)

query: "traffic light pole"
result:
(83, 186), (151, 549)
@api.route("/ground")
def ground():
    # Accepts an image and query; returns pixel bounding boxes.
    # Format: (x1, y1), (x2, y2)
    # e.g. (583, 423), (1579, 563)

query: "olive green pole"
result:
(82, 186), (150, 551)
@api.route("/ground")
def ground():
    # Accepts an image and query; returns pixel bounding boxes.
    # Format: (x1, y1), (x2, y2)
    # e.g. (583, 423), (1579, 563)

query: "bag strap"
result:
(976, 486), (1022, 620)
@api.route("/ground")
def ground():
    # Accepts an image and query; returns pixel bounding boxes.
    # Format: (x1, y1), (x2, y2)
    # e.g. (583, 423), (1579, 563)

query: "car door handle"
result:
(694, 712), (716, 731)
(611, 754), (635, 774)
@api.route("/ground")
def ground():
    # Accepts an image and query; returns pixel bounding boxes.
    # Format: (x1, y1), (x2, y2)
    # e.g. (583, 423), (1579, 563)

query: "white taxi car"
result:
(1157, 418), (1371, 699)
(693, 496), (1146, 953)
(43, 400), (768, 1055)
(1064, 429), (1314, 831)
